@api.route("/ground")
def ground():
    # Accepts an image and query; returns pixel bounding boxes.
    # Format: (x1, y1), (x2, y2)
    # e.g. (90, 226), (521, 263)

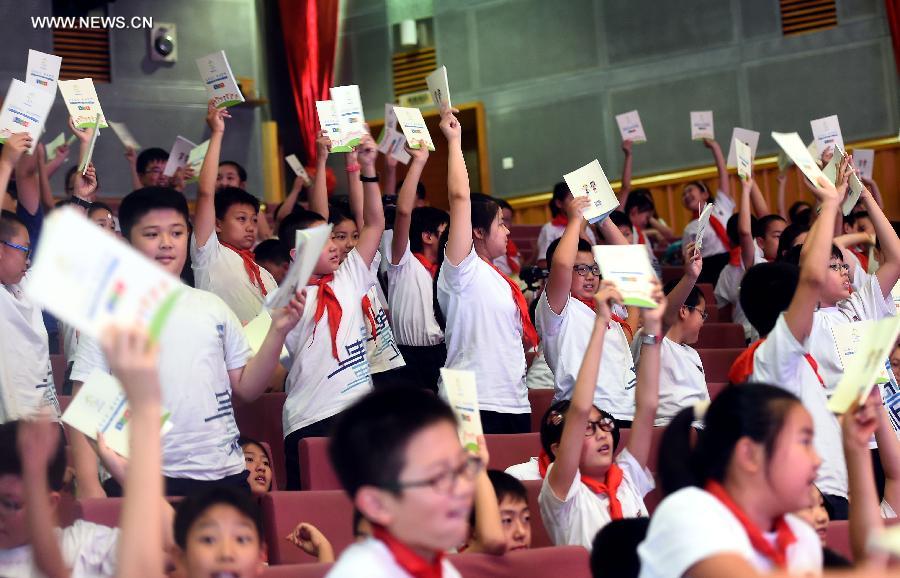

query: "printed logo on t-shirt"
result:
(328, 334), (371, 393)
(625, 367), (637, 390)
(204, 390), (242, 456)
(368, 307), (402, 362)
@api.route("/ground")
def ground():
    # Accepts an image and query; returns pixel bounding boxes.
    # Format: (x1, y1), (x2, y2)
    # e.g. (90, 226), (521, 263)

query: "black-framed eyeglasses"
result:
(1, 240), (30, 259)
(828, 263), (850, 273)
(573, 264), (600, 277)
(391, 455), (484, 495)
(685, 305), (709, 321)
(585, 416), (616, 437)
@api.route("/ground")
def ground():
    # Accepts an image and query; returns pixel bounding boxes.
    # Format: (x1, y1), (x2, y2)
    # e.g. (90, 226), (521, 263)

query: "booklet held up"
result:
(827, 316), (900, 414)
(563, 160), (619, 224)
(196, 50), (245, 108)
(266, 223), (334, 311)
(393, 106), (435, 151)
(592, 245), (658, 309)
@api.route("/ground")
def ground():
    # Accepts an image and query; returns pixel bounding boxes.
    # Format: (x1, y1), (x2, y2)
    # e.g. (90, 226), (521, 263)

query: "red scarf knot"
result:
(309, 274), (342, 360)
(505, 238), (522, 275)
(371, 525), (445, 578)
(573, 297), (634, 342)
(361, 294), (379, 340)
(413, 252), (439, 278)
(728, 339), (825, 387)
(483, 258), (539, 350)
(538, 450), (625, 520)
(221, 241), (268, 296)
(551, 214), (569, 227)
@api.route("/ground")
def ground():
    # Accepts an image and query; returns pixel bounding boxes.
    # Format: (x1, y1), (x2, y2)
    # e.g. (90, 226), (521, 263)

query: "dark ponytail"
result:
(433, 228), (450, 331)
(658, 383), (801, 497)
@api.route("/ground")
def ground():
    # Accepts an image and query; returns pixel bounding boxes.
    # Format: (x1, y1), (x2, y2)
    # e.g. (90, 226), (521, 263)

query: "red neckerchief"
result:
(538, 450), (624, 520)
(729, 246), (742, 266)
(221, 241), (268, 296)
(728, 339), (825, 387)
(412, 252), (438, 278)
(361, 295), (379, 340)
(705, 480), (796, 569)
(309, 275), (341, 360)
(692, 209), (732, 251)
(483, 258), (539, 350)
(505, 238), (522, 275)
(849, 248), (869, 272)
(634, 225), (646, 245)
(573, 296), (634, 342)
(551, 214), (568, 227)
(371, 525), (444, 578)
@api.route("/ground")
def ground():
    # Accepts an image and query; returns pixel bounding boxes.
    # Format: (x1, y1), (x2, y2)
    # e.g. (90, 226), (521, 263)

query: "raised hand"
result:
(682, 241), (702, 279)
(641, 280), (667, 329)
(75, 162), (98, 200)
(407, 141), (430, 163)
(316, 132), (332, 160)
(206, 99), (230, 134)
(286, 522), (334, 560)
(356, 134), (377, 168)
(621, 139), (633, 155)
(1, 133), (33, 166)
(842, 388), (880, 449)
(271, 289), (306, 334)
(567, 195), (591, 223)
(17, 415), (61, 475)
(439, 107), (462, 142)
(68, 116), (93, 144)
(99, 326), (161, 409)
(593, 279), (624, 325)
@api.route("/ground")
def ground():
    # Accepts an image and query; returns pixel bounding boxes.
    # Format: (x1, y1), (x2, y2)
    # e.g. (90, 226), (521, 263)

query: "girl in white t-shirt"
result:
(538, 281), (664, 550)
(638, 384), (825, 577)
(434, 108), (536, 434)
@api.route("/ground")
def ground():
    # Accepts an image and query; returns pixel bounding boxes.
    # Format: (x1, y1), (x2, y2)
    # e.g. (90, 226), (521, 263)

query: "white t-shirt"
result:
(810, 273), (896, 396)
(492, 252), (520, 277)
(748, 314), (847, 498)
(526, 349), (555, 391)
(386, 242), (444, 347)
(437, 246), (529, 414)
(538, 449), (654, 549)
(364, 252), (405, 374)
(0, 282), (59, 424)
(325, 537), (461, 578)
(681, 191), (735, 258)
(191, 233), (278, 325)
(0, 520), (119, 578)
(536, 293), (636, 420)
(881, 499), (897, 519)
(283, 249), (375, 435)
(638, 487), (822, 578)
(648, 337), (708, 426)
(71, 288), (249, 480)
(714, 249), (766, 342)
(536, 222), (598, 264)
(505, 457), (541, 481)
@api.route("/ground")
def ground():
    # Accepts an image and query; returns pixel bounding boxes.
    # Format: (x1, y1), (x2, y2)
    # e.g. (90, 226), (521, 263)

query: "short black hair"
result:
(397, 177), (426, 200)
(550, 182), (570, 217)
(788, 201), (812, 227)
(0, 421), (67, 492)
(329, 387), (457, 498)
(88, 201), (114, 218)
(725, 213), (760, 247)
(214, 187), (260, 219)
(624, 194), (654, 216)
(470, 470), (528, 526)
(238, 436), (272, 463)
(0, 210), (27, 243)
(755, 214), (786, 239)
(776, 223), (809, 261)
(546, 237), (592, 270)
(590, 518), (650, 578)
(608, 210), (630, 230)
(494, 197), (513, 212)
(219, 160), (248, 183)
(174, 486), (264, 550)
(409, 207), (449, 254)
(663, 278), (703, 308)
(253, 238), (290, 265)
(136, 147), (169, 175)
(740, 262), (800, 337)
(782, 243), (843, 267)
(118, 187), (191, 240)
(278, 210), (326, 251)
(327, 203), (354, 227)
(540, 400), (620, 461)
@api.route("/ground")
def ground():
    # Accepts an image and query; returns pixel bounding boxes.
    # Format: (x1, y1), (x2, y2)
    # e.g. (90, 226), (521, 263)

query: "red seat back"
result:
(697, 348), (745, 383)
(484, 433), (541, 472)
(451, 546), (590, 577)
(262, 563), (332, 577)
(522, 480), (553, 548)
(234, 393), (287, 489)
(77, 497), (124, 528)
(262, 491), (356, 564)
(298, 437), (341, 490)
(825, 520), (851, 561)
(528, 389), (555, 433)
(707, 382), (728, 400)
(695, 323), (746, 349)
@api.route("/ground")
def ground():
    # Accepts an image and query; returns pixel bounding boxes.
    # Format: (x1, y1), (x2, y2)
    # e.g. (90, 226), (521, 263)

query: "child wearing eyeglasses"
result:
(536, 196), (638, 427)
(326, 387), (483, 577)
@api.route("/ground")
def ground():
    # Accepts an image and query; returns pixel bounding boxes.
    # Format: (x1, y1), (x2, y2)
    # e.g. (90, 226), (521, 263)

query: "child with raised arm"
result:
(535, 182), (598, 269)
(192, 101), (277, 324)
(537, 197), (637, 426)
(435, 107), (535, 434)
(539, 280), (664, 549)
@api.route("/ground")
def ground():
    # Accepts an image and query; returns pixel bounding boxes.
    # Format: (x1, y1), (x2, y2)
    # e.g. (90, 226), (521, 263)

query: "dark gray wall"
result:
(0, 0), (265, 198)
(338, 0), (899, 198)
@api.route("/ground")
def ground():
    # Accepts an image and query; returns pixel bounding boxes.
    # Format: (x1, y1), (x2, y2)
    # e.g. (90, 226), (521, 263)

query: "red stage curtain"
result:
(277, 0), (340, 161)
(889, 0), (900, 74)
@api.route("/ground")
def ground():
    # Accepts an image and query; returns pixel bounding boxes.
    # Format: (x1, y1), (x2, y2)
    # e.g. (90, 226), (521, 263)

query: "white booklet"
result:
(592, 244), (658, 309)
(62, 369), (172, 458)
(694, 203), (715, 251)
(810, 115), (844, 158)
(834, 144), (864, 215)
(45, 132), (76, 162)
(726, 128), (759, 168)
(771, 131), (827, 189)
(426, 65), (451, 110)
(24, 208), (186, 341)
(831, 321), (892, 386)
(615, 110), (646, 143)
(690, 111), (714, 140)
(266, 223), (334, 311)
(285, 154), (311, 183)
(315, 100), (352, 153)
(563, 159), (619, 224)
(107, 120), (141, 151)
(384, 102), (398, 131)
(196, 50), (245, 108)
(852, 148), (874, 180)
(0, 79), (55, 151)
(734, 138), (752, 180)
(828, 316), (900, 414)
(377, 126), (411, 164)
(806, 140), (820, 162)
(57, 78), (108, 129)
(440, 368), (482, 454)
(243, 309), (289, 360)
(162, 136), (197, 177)
(78, 113), (101, 175)
(393, 106), (435, 151)
(185, 139), (210, 183)
(776, 149), (793, 172)
(25, 49), (62, 95)
(330, 85), (366, 148)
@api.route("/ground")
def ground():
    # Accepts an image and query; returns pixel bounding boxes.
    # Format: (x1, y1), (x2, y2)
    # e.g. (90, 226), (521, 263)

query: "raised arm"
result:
(861, 175), (883, 208)
(195, 100), (230, 248)
(776, 173), (788, 220)
(844, 391), (883, 563)
(0, 134), (31, 209)
(545, 196), (591, 314)
(626, 284), (665, 467)
(14, 146), (40, 216)
(383, 152), (398, 197)
(390, 143), (429, 265)
(617, 140), (633, 205)
(276, 175), (307, 225)
(859, 172), (900, 297)
(441, 108), (472, 266)
(125, 147), (143, 191)
(354, 134), (386, 267)
(547, 282), (615, 500)
(662, 243), (702, 332)
(599, 215), (631, 246)
(876, 400), (900, 517)
(308, 133), (331, 220)
(704, 138), (730, 201)
(738, 178), (756, 270)
(35, 144), (55, 213)
(346, 149), (365, 232)
(749, 178), (769, 217)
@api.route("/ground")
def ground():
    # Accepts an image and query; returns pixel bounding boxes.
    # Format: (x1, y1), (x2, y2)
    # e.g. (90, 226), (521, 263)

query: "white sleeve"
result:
(220, 305), (252, 371)
(190, 230), (220, 270)
(615, 448), (655, 498)
(714, 189), (735, 218)
(64, 520), (119, 578)
(535, 293), (565, 339)
(852, 273), (896, 321)
(438, 246), (479, 293)
(70, 335), (110, 383)
(749, 315), (806, 398)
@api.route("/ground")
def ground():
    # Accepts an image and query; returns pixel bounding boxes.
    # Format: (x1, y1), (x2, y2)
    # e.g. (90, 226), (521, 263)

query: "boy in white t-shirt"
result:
(536, 196), (637, 425)
(326, 387), (475, 578)
(69, 186), (305, 498)
(192, 101), (277, 324)
(277, 134), (385, 489)
(731, 170), (850, 519)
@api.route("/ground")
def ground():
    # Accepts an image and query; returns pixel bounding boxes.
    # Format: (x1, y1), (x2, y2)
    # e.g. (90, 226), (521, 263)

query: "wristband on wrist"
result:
(360, 174), (379, 183)
(345, 164), (361, 173)
(641, 333), (662, 346)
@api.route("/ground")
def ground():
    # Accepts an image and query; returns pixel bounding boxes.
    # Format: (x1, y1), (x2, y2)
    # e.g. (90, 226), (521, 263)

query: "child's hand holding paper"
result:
(827, 316), (900, 414)
(592, 244), (658, 308)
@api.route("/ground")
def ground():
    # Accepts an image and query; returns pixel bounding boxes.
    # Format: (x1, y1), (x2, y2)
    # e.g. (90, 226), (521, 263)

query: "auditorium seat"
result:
(262, 490), (355, 564)
(50, 354), (67, 393)
(508, 224), (542, 265)
(485, 433), (541, 471)
(707, 382), (728, 400)
(825, 520), (851, 561)
(697, 348), (745, 383)
(695, 323), (745, 349)
(704, 303), (721, 323)
(77, 497), (124, 527)
(528, 389), (554, 433)
(696, 283), (716, 311)
(451, 546), (591, 577)
(661, 266), (682, 285)
(233, 392), (287, 488)
(522, 480), (553, 548)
